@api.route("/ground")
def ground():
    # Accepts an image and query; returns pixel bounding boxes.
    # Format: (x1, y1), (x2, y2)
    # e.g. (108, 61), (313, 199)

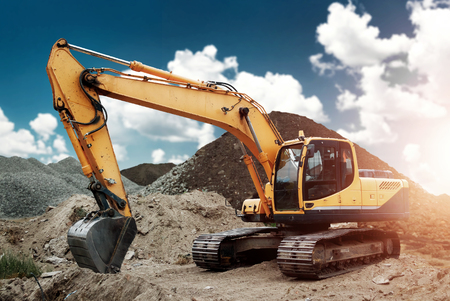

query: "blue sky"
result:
(1, 0), (449, 196)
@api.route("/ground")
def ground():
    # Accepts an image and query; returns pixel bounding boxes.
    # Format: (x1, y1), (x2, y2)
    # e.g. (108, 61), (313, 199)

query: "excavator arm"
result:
(46, 39), (283, 273)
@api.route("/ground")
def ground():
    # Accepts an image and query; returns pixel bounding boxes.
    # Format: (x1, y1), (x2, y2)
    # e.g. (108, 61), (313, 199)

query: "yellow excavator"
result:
(46, 39), (409, 279)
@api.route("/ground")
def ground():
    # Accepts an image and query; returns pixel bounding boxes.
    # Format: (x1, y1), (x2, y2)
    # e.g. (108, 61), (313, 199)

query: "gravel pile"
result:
(140, 157), (195, 196)
(0, 156), (142, 219)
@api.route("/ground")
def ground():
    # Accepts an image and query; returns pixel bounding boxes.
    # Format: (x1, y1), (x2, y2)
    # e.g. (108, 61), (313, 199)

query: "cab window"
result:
(274, 145), (302, 211)
(339, 142), (354, 190)
(303, 141), (337, 201)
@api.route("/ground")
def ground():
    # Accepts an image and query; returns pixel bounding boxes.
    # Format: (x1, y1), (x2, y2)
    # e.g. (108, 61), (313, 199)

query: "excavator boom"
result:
(46, 39), (283, 273)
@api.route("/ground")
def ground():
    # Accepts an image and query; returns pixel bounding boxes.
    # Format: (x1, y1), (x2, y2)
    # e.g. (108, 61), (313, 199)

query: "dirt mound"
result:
(141, 111), (409, 208)
(0, 156), (142, 219)
(0, 191), (250, 300)
(121, 163), (175, 186)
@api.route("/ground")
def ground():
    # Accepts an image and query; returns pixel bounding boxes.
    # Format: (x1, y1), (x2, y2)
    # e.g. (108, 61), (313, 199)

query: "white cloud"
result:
(47, 153), (70, 164)
(336, 64), (445, 144)
(0, 108), (52, 157)
(168, 45), (238, 82)
(100, 43), (329, 165)
(169, 154), (189, 164)
(112, 144), (128, 162)
(53, 134), (68, 153)
(388, 60), (407, 68)
(338, 111), (398, 145)
(0, 108), (14, 135)
(407, 0), (450, 106)
(335, 85), (358, 111)
(309, 53), (345, 76)
(315, 1), (447, 145)
(314, 0), (450, 195)
(403, 143), (421, 163)
(168, 45), (329, 122)
(233, 71), (329, 122)
(152, 149), (165, 164)
(29, 113), (58, 141)
(402, 143), (448, 195)
(352, 64), (444, 115)
(150, 149), (188, 164)
(316, 2), (412, 67)
(0, 108), (70, 164)
(102, 97), (216, 149)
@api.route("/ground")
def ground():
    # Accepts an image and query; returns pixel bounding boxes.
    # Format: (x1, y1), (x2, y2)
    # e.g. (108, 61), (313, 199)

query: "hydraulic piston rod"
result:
(60, 39), (210, 88)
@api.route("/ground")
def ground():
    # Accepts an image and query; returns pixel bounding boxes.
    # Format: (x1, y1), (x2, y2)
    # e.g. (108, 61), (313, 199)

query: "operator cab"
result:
(273, 139), (354, 212)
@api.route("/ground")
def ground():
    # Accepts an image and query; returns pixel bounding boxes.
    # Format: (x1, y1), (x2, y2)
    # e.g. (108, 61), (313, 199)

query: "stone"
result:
(46, 206), (56, 212)
(44, 256), (69, 265)
(372, 275), (390, 285)
(47, 236), (69, 257)
(125, 251), (135, 260)
(41, 271), (62, 278)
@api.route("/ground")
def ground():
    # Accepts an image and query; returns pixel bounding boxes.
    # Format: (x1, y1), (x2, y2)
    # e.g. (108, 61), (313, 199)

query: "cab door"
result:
(273, 144), (303, 211)
(302, 140), (340, 210)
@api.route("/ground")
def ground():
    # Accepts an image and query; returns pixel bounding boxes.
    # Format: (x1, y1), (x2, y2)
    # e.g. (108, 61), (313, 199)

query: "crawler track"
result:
(193, 227), (400, 280)
(277, 228), (400, 279)
(192, 227), (277, 270)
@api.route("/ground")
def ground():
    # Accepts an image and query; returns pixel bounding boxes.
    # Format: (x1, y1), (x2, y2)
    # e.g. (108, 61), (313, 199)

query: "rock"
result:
(204, 286), (214, 290)
(372, 275), (390, 285)
(125, 251), (135, 260)
(41, 271), (62, 278)
(137, 251), (145, 259)
(46, 206), (56, 212)
(47, 236), (69, 257)
(44, 256), (69, 265)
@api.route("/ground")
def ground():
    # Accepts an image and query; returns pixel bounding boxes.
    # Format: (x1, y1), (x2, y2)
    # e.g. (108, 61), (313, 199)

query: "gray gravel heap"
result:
(139, 157), (194, 196)
(0, 156), (142, 219)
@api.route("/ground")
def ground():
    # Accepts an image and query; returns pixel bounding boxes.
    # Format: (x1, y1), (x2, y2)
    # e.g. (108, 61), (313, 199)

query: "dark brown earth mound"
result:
(143, 111), (410, 209)
(121, 163), (175, 186)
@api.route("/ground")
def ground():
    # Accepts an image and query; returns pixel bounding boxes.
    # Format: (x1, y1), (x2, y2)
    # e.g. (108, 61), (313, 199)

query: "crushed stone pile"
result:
(140, 111), (410, 209)
(0, 156), (142, 219)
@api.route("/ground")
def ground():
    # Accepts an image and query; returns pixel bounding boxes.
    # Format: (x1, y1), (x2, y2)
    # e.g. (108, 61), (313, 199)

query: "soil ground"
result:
(1, 189), (450, 301)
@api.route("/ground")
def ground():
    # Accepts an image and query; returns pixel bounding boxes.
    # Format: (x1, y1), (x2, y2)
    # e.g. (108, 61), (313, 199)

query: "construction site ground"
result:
(1, 187), (450, 301)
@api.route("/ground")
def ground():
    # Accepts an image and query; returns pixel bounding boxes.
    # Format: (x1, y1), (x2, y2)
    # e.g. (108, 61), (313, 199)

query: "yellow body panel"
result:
(360, 178), (378, 207)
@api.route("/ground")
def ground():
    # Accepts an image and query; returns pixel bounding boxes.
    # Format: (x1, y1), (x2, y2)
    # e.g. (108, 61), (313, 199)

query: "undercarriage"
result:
(192, 226), (400, 279)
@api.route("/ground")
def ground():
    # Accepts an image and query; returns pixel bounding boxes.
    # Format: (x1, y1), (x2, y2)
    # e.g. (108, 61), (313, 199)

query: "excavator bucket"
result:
(67, 214), (137, 273)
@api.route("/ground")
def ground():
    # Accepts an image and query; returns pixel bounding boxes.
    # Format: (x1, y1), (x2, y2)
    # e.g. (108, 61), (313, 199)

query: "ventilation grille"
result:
(379, 181), (401, 190)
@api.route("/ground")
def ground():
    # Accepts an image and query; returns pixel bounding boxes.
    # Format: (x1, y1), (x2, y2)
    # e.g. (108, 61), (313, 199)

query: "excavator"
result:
(46, 39), (409, 279)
